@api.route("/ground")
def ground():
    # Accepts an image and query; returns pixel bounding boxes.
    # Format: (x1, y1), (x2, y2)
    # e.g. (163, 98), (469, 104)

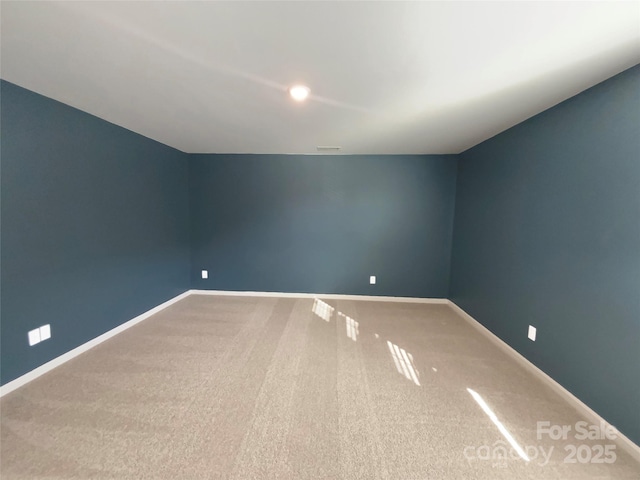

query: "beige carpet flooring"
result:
(1, 295), (639, 479)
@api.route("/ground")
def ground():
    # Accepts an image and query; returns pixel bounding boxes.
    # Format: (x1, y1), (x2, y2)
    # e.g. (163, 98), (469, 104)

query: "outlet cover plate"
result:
(28, 328), (41, 346)
(40, 324), (51, 341)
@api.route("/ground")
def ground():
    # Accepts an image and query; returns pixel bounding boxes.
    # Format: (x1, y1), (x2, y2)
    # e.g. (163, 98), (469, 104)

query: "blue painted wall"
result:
(4, 64), (637, 447)
(449, 66), (640, 443)
(1, 81), (191, 385)
(190, 154), (458, 297)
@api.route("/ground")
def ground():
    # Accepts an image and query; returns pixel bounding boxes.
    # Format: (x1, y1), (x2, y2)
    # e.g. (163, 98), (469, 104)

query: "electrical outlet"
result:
(202, 270), (208, 279)
(28, 328), (41, 346)
(369, 275), (376, 285)
(28, 324), (52, 346)
(40, 324), (51, 341)
(528, 325), (537, 341)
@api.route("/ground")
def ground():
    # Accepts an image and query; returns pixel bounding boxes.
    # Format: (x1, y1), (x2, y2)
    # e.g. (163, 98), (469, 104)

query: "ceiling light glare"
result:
(289, 85), (310, 102)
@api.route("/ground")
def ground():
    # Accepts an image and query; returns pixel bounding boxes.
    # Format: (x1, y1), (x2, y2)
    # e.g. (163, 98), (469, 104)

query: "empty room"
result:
(1, 1), (639, 479)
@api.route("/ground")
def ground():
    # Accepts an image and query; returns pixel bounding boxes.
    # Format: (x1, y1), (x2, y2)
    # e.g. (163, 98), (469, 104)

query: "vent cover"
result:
(316, 146), (342, 151)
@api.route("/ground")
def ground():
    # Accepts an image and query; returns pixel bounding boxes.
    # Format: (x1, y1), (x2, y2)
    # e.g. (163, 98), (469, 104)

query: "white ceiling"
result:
(1, 1), (639, 154)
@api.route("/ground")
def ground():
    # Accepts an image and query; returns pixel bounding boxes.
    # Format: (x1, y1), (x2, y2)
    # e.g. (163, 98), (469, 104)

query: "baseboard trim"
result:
(447, 300), (640, 463)
(1, 289), (443, 396)
(190, 289), (449, 304)
(0, 290), (191, 398)
(5, 289), (635, 461)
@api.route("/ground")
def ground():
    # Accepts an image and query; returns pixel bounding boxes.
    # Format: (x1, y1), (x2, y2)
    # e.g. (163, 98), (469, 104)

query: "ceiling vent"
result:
(316, 146), (342, 152)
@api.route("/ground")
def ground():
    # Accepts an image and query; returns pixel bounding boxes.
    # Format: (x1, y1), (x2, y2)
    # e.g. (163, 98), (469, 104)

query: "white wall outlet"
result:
(528, 325), (537, 341)
(28, 328), (41, 346)
(40, 324), (51, 341)
(201, 270), (208, 279)
(369, 275), (376, 285)
(28, 324), (52, 346)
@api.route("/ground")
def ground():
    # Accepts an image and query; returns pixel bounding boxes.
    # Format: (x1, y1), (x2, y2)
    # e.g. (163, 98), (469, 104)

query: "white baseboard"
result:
(5, 289), (636, 463)
(189, 289), (449, 304)
(0, 289), (443, 397)
(0, 290), (191, 398)
(447, 300), (640, 463)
